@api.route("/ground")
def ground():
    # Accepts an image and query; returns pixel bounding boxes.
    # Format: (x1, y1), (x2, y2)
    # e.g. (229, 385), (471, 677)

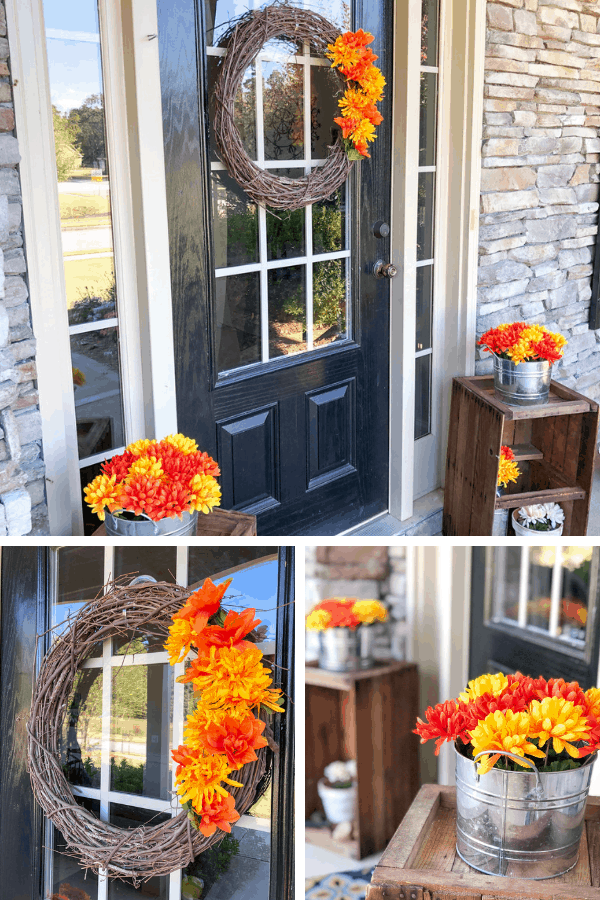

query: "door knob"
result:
(373, 259), (398, 279)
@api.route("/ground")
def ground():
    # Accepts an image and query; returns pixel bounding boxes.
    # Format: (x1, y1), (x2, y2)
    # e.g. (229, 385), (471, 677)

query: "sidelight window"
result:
(205, 0), (352, 374)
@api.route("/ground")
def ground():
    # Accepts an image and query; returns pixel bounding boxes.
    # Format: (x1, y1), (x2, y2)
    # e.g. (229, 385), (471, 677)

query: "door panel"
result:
(158, 0), (391, 535)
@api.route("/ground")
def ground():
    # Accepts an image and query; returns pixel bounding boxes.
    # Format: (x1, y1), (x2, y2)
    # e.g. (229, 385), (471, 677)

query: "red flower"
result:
(172, 744), (198, 777)
(334, 115), (360, 139)
(196, 793), (240, 837)
(317, 598), (361, 629)
(536, 678), (587, 709)
(173, 577), (232, 633)
(462, 690), (528, 732)
(199, 715), (268, 769)
(414, 700), (471, 754)
(196, 608), (261, 652)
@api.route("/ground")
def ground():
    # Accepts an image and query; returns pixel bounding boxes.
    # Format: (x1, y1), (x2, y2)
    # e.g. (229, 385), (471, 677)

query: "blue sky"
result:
(43, 0), (102, 113)
(215, 558), (278, 639)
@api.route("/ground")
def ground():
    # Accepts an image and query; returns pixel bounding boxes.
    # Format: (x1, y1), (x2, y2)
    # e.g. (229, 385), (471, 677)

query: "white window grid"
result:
(208, 40), (351, 370)
(44, 546), (276, 900)
(414, 0), (440, 435)
(489, 546), (593, 651)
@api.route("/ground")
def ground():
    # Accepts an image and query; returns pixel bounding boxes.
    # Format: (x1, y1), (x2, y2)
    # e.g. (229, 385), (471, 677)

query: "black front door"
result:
(158, 0), (392, 535)
(470, 546), (600, 688)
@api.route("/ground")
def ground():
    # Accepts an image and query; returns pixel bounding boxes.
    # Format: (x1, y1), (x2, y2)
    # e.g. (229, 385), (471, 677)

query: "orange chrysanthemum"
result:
(183, 644), (284, 714)
(195, 792), (240, 837)
(479, 322), (566, 365)
(199, 714), (268, 769)
(173, 577), (232, 634)
(414, 700), (472, 754)
(174, 747), (243, 807)
(498, 445), (520, 489)
(196, 608), (261, 652)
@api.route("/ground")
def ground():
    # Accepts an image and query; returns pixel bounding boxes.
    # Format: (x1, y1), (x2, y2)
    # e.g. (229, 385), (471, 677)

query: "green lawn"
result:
(63, 255), (114, 309)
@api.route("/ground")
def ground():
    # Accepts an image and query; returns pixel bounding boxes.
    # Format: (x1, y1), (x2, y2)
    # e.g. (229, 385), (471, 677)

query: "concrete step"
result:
(346, 489), (444, 536)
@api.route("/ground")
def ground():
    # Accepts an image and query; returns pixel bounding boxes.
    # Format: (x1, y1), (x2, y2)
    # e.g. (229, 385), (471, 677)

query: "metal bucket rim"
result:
(454, 743), (597, 776)
(492, 352), (552, 369)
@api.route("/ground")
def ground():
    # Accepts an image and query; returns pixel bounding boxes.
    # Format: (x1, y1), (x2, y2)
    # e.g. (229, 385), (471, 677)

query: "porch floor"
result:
(305, 840), (382, 881)
(204, 821), (270, 900)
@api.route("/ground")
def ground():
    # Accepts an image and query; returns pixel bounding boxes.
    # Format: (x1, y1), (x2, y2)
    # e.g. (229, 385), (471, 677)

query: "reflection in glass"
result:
(57, 546), (105, 624)
(61, 669), (103, 788)
(110, 663), (172, 801)
(421, 0), (439, 66)
(311, 65), (343, 159)
(267, 176), (305, 260)
(52, 800), (100, 899)
(187, 546), (277, 589)
(416, 264), (433, 352)
(108, 807), (170, 900)
(71, 327), (125, 456)
(528, 548), (555, 631)
(113, 629), (167, 656)
(113, 547), (177, 584)
(313, 259), (348, 348)
(313, 184), (347, 254)
(80, 460), (107, 536)
(415, 354), (431, 439)
(263, 61), (304, 160)
(419, 72), (437, 167)
(215, 272), (261, 372)
(268, 265), (306, 358)
(559, 547), (593, 644)
(213, 555), (279, 639)
(490, 547), (522, 623)
(208, 57), (257, 162)
(212, 170), (259, 268)
(417, 172), (435, 261)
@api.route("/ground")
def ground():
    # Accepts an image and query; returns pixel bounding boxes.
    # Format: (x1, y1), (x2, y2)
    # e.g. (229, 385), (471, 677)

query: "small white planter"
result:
(317, 778), (357, 824)
(512, 510), (563, 536)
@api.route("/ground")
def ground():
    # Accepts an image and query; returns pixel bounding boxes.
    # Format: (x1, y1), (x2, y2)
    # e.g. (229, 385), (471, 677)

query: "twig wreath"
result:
(214, 5), (372, 210)
(27, 579), (279, 884)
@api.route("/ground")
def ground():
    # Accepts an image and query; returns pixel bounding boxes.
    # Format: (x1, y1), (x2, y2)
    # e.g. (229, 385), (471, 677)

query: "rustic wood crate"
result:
(305, 660), (420, 860)
(93, 507), (257, 536)
(443, 376), (599, 536)
(367, 784), (600, 900)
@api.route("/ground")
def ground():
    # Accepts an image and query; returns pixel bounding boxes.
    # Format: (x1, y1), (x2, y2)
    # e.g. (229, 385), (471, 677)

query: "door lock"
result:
(373, 259), (398, 279)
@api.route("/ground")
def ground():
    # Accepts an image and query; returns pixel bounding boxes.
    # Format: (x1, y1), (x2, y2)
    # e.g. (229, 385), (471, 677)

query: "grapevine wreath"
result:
(213, 4), (385, 210)
(27, 579), (281, 884)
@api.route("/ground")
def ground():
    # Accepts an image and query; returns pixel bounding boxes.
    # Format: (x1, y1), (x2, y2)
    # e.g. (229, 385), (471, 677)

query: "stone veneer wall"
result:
(0, 2), (47, 535)
(477, 0), (600, 402)
(305, 547), (408, 662)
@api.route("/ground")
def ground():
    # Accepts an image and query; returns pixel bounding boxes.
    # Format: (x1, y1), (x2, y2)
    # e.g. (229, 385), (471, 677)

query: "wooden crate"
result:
(305, 660), (420, 860)
(93, 507), (257, 536)
(443, 376), (599, 536)
(367, 784), (600, 900)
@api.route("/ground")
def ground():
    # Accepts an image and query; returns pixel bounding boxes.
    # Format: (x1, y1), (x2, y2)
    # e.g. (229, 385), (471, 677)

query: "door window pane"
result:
(311, 65), (343, 159)
(421, 0), (439, 66)
(313, 185), (347, 254)
(71, 327), (125, 457)
(263, 58), (304, 161)
(419, 72), (438, 167)
(113, 547), (177, 583)
(489, 547), (522, 624)
(62, 669), (103, 787)
(559, 547), (593, 645)
(417, 171), (435, 262)
(108, 808), (171, 900)
(416, 264), (433, 352)
(51, 799), (100, 899)
(313, 258), (348, 348)
(414, 354), (431, 439)
(208, 57), (257, 162)
(215, 272), (261, 372)
(212, 170), (259, 268)
(266, 195), (305, 261)
(268, 264), (306, 358)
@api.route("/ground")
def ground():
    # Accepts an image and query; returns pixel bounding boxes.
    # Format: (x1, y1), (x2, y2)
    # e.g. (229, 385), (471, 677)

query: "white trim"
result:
(6, 0), (84, 535)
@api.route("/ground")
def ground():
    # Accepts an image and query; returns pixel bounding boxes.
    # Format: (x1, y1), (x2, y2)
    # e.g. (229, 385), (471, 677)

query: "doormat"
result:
(305, 868), (373, 900)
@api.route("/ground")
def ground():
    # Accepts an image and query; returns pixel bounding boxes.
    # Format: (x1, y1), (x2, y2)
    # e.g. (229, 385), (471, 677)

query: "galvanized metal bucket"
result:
(493, 354), (552, 407)
(318, 625), (375, 672)
(104, 509), (198, 537)
(455, 747), (596, 879)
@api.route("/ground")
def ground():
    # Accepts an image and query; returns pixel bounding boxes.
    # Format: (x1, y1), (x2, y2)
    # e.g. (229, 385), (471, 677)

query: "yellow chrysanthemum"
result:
(339, 87), (371, 118)
(350, 117), (376, 145)
(175, 751), (243, 809)
(357, 65), (385, 102)
(459, 672), (509, 704)
(184, 704), (251, 750)
(469, 709), (545, 775)
(125, 438), (154, 456)
(497, 457), (520, 489)
(127, 455), (164, 480)
(528, 697), (590, 758)
(352, 599), (387, 625)
(586, 688), (600, 718)
(189, 473), (222, 514)
(188, 645), (284, 714)
(83, 473), (121, 521)
(165, 617), (195, 665)
(306, 609), (332, 631)
(164, 433), (198, 455)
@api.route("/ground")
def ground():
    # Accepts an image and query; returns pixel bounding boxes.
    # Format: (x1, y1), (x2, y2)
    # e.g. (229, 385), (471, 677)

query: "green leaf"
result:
(345, 148), (363, 161)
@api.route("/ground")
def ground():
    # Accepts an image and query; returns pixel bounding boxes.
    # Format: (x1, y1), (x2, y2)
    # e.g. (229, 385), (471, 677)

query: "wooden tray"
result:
(92, 507), (257, 536)
(367, 784), (600, 900)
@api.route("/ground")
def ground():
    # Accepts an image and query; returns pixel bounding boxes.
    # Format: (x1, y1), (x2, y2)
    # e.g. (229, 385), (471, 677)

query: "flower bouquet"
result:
(84, 434), (221, 535)
(492, 446), (520, 535)
(326, 29), (385, 159)
(478, 322), (567, 407)
(513, 502), (564, 536)
(306, 597), (387, 672)
(415, 672), (599, 878)
(166, 577), (283, 838)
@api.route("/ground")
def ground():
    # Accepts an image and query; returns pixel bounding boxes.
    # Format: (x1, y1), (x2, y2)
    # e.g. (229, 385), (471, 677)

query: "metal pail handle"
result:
(473, 750), (543, 796)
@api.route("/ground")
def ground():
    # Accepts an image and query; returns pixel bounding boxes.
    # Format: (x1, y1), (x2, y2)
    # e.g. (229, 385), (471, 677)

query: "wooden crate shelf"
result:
(92, 507), (257, 536)
(443, 376), (599, 536)
(367, 784), (600, 900)
(305, 660), (420, 860)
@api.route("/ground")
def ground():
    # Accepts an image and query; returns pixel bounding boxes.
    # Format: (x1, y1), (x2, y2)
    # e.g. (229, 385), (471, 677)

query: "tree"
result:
(69, 94), (106, 167)
(51, 105), (81, 181)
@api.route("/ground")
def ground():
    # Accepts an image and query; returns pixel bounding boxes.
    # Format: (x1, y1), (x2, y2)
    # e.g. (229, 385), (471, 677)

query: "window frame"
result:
(6, 0), (177, 535)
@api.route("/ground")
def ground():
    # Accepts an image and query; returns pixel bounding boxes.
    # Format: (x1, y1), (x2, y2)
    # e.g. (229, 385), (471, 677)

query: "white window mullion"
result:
(98, 634), (112, 900)
(169, 549), (188, 899)
(303, 44), (314, 351)
(255, 58), (269, 363)
(549, 547), (564, 637)
(518, 546), (530, 629)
